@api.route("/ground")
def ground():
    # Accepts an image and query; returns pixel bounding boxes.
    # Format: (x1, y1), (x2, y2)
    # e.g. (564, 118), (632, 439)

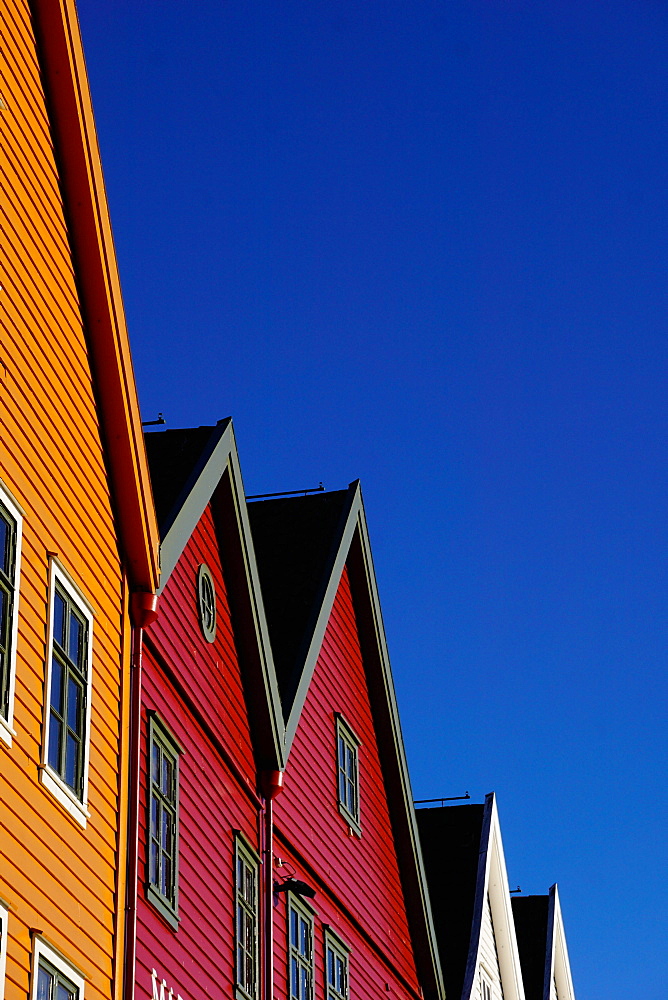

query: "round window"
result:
(196, 564), (217, 643)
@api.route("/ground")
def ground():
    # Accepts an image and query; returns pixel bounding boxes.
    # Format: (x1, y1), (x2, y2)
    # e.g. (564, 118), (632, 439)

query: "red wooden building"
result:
(130, 420), (443, 1000)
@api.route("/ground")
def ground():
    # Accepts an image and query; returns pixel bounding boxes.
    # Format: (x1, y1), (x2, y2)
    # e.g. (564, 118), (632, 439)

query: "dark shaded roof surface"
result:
(511, 896), (549, 1000)
(416, 804), (484, 1000)
(145, 422), (230, 536)
(247, 489), (350, 712)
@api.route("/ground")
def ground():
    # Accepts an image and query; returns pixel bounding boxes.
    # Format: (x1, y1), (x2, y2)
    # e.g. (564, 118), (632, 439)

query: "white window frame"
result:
(40, 560), (94, 827)
(0, 481), (23, 746)
(31, 936), (85, 1000)
(0, 900), (9, 999)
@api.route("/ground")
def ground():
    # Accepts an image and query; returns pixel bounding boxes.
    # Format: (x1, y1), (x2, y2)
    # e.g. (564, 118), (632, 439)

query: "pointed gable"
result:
(512, 886), (576, 1000)
(512, 896), (550, 1000)
(416, 805), (485, 1000)
(418, 794), (526, 1000)
(275, 564), (421, 986)
(246, 489), (350, 712)
(145, 420), (285, 770)
(545, 886), (576, 1000)
(248, 485), (444, 1000)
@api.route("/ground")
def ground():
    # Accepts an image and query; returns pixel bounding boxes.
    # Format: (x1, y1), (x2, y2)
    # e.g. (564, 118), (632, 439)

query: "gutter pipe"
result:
(123, 592), (159, 1000)
(261, 771), (284, 1000)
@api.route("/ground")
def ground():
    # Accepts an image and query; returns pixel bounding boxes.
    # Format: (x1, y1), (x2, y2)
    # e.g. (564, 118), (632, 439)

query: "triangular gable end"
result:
(144, 421), (285, 770)
(545, 886), (576, 1000)
(463, 793), (526, 1000)
(248, 484), (445, 1000)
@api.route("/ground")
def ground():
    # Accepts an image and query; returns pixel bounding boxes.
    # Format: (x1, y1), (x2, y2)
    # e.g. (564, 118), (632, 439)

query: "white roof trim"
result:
(545, 885), (576, 1000)
(463, 793), (526, 1000)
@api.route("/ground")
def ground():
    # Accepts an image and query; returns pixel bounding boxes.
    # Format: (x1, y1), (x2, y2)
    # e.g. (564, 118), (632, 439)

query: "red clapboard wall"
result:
(136, 500), (260, 1000)
(273, 565), (422, 1000)
(147, 503), (256, 787)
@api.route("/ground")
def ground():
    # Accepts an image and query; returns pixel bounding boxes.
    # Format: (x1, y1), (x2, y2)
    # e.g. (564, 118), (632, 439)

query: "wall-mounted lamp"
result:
(273, 877), (316, 899)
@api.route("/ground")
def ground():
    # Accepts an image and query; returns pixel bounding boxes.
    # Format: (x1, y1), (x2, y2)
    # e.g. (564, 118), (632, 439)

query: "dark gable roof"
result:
(248, 484), (445, 1000)
(143, 419), (285, 770)
(246, 489), (351, 712)
(511, 896), (549, 1000)
(416, 804), (484, 1000)
(145, 421), (231, 537)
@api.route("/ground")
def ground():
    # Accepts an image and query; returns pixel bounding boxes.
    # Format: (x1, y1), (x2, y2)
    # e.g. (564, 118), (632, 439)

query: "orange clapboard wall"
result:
(0, 3), (158, 1000)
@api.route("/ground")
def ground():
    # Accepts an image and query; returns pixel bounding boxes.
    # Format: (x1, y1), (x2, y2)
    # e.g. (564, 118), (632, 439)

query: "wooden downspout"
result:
(261, 771), (284, 1000)
(124, 593), (159, 1000)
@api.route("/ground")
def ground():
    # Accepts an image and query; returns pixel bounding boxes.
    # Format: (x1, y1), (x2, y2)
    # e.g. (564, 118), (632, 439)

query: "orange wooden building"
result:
(0, 3), (159, 1000)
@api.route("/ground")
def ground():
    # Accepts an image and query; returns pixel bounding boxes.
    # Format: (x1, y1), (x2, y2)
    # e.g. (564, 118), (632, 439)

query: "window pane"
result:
(290, 909), (298, 947)
(152, 742), (160, 784)
(37, 966), (53, 1000)
(65, 732), (79, 789)
(53, 592), (65, 648)
(244, 915), (254, 950)
(48, 715), (62, 771)
(150, 795), (159, 837)
(57, 981), (75, 1000)
(0, 515), (8, 575)
(50, 657), (63, 713)
(68, 614), (82, 669)
(162, 754), (172, 796)
(161, 809), (171, 851)
(67, 677), (81, 732)
(0, 589), (6, 643)
(245, 866), (254, 903)
(162, 855), (172, 898)
(150, 839), (159, 883)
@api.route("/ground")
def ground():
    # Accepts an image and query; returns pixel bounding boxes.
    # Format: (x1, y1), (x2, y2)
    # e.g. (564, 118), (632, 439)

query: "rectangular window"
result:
(324, 930), (349, 1000)
(288, 896), (313, 1000)
(41, 562), (93, 826)
(146, 715), (180, 929)
(480, 975), (492, 1000)
(235, 837), (259, 1000)
(31, 939), (84, 1000)
(0, 483), (22, 744)
(335, 715), (361, 834)
(0, 900), (8, 999)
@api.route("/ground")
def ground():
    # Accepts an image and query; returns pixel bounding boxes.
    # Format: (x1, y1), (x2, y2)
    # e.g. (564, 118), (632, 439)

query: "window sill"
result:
(39, 767), (89, 828)
(146, 884), (179, 931)
(235, 986), (257, 1000)
(0, 715), (16, 747)
(338, 803), (362, 838)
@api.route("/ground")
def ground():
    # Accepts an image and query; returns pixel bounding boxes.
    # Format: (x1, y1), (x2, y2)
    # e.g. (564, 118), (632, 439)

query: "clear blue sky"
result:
(78, 2), (667, 996)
